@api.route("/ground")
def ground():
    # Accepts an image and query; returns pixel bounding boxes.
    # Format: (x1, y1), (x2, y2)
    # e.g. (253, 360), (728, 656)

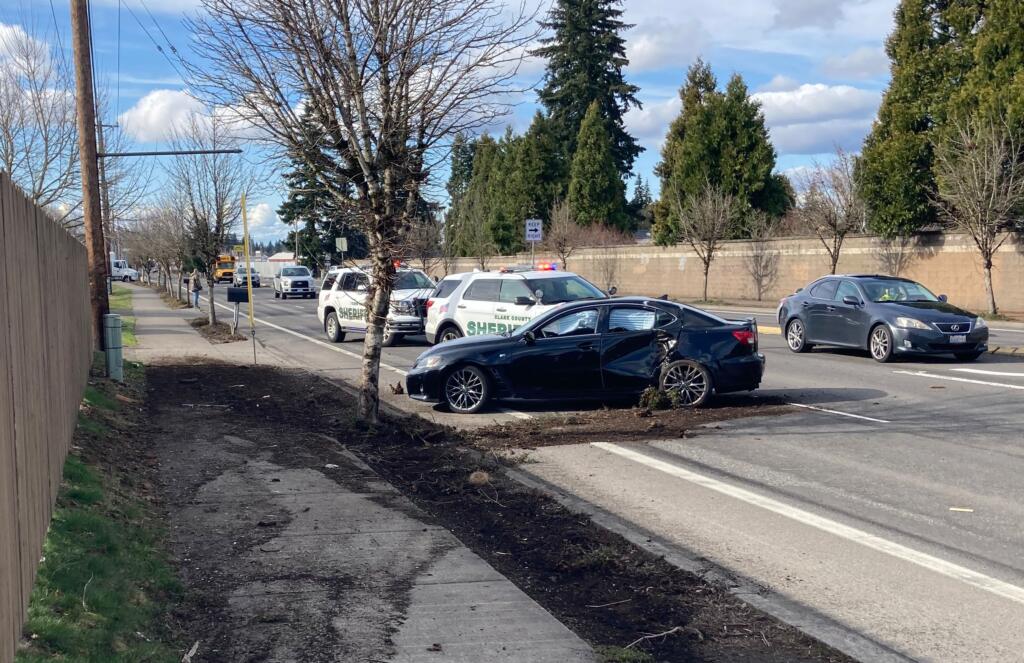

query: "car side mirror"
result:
(938, 294), (948, 303)
(522, 330), (536, 344)
(608, 286), (618, 296)
(357, 284), (367, 292)
(514, 296), (535, 306)
(842, 295), (861, 306)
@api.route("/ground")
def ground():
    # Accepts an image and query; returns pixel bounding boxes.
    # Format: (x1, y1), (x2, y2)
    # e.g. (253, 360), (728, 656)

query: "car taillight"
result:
(426, 299), (434, 309)
(733, 329), (756, 346)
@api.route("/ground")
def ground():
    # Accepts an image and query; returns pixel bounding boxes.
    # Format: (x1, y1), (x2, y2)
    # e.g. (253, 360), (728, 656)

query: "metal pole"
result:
(103, 314), (123, 382)
(71, 0), (110, 350)
(241, 194), (257, 365)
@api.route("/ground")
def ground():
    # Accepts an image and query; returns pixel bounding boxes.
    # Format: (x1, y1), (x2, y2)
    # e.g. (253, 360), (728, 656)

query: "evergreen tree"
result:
(277, 114), (367, 267)
(534, 0), (642, 179)
(567, 102), (628, 229)
(858, 0), (983, 238)
(627, 174), (653, 230)
(654, 60), (783, 244)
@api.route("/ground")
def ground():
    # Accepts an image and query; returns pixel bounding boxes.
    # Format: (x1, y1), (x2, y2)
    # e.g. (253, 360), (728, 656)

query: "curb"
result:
(504, 467), (916, 663)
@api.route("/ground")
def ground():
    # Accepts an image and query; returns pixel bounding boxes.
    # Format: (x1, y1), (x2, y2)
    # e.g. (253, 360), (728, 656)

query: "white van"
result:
(317, 267), (435, 346)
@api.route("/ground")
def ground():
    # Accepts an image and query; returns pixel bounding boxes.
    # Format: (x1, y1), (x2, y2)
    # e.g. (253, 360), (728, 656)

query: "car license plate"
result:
(951, 334), (967, 344)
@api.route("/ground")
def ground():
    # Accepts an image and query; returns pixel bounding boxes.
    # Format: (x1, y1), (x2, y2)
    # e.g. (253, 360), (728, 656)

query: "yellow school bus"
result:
(213, 254), (236, 283)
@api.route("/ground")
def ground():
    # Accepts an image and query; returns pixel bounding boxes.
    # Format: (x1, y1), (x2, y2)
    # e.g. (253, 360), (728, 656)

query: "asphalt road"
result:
(211, 286), (1024, 661)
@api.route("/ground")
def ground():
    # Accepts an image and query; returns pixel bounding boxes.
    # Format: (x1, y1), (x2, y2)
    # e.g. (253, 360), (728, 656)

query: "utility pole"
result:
(70, 0), (109, 350)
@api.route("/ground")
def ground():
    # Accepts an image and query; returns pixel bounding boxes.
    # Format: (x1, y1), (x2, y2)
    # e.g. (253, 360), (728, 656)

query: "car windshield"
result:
(395, 271), (434, 290)
(281, 267), (309, 276)
(860, 279), (939, 303)
(217, 262), (233, 269)
(524, 276), (605, 304)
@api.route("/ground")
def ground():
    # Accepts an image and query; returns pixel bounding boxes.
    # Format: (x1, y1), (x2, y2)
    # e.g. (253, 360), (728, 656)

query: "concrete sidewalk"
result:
(125, 284), (596, 662)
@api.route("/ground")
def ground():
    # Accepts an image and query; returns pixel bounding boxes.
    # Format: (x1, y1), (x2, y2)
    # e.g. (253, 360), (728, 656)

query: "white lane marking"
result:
(991, 327), (1024, 334)
(951, 368), (1024, 378)
(894, 370), (1024, 391)
(787, 402), (890, 423)
(593, 442), (1024, 607)
(205, 297), (409, 376)
(205, 297), (536, 420)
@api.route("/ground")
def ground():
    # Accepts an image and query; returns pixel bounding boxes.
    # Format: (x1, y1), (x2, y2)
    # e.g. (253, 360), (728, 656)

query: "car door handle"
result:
(802, 301), (811, 308)
(495, 307), (507, 312)
(457, 304), (467, 309)
(826, 306), (835, 312)
(577, 341), (595, 350)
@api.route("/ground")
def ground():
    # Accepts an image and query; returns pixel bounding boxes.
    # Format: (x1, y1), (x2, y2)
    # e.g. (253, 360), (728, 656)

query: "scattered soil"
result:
(146, 362), (850, 663)
(189, 317), (247, 343)
(470, 396), (793, 449)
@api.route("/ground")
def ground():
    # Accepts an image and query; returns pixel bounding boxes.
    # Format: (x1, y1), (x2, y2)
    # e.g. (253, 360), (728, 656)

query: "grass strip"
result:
(17, 366), (181, 663)
(109, 284), (137, 347)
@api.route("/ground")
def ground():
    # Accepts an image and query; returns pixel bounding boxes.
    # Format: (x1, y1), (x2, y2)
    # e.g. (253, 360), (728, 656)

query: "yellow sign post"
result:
(240, 194), (257, 364)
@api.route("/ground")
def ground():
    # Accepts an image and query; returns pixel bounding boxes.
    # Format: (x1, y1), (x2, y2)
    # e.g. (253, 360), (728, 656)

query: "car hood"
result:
(391, 288), (433, 302)
(878, 300), (976, 320)
(416, 333), (510, 360)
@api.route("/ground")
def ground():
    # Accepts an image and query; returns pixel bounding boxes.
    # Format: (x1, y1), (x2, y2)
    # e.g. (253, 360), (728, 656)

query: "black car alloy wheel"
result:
(444, 366), (489, 414)
(660, 360), (712, 407)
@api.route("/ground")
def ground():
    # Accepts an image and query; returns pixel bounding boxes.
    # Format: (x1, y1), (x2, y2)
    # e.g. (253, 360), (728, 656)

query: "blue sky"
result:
(2, 0), (899, 241)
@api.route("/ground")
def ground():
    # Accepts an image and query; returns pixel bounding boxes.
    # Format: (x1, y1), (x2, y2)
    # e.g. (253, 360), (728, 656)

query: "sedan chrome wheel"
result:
(870, 325), (893, 363)
(660, 361), (711, 407)
(786, 320), (805, 352)
(445, 367), (488, 414)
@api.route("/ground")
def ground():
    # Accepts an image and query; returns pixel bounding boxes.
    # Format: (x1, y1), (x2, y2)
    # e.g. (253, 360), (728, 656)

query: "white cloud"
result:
(822, 46), (889, 80)
(772, 0), (846, 30)
(624, 95), (680, 148)
(754, 83), (879, 126)
(0, 22), (50, 72)
(246, 202), (289, 242)
(758, 74), (801, 92)
(118, 89), (206, 142)
(752, 83), (880, 155)
(625, 19), (704, 72)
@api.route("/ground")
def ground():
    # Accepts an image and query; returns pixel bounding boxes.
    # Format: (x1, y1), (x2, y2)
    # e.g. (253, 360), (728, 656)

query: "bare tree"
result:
(581, 224), (630, 293)
(796, 148), (864, 274)
(543, 199), (580, 270)
(672, 182), (736, 302)
(403, 216), (443, 274)
(187, 0), (534, 421)
(0, 21), (79, 222)
(933, 116), (1024, 315)
(165, 116), (246, 325)
(745, 212), (780, 301)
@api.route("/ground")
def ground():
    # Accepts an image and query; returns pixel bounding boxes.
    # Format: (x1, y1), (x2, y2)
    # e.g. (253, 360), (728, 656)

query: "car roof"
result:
(461, 270), (578, 281)
(832, 274), (915, 282)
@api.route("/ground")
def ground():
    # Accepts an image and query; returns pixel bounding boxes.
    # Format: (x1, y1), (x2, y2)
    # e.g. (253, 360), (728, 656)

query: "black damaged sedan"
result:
(406, 297), (765, 414)
(778, 275), (989, 363)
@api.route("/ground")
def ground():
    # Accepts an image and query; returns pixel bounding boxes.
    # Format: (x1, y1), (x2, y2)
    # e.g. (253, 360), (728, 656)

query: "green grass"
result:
(17, 374), (181, 663)
(109, 284), (137, 347)
(596, 646), (655, 663)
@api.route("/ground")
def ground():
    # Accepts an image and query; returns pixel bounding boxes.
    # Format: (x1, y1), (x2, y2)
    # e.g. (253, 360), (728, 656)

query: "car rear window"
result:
(432, 279), (462, 299)
(608, 308), (656, 332)
(809, 280), (839, 299)
(682, 309), (720, 328)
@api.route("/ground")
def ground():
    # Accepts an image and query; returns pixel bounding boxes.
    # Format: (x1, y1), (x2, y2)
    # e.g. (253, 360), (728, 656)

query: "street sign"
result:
(335, 237), (348, 252)
(525, 218), (543, 243)
(232, 244), (244, 253)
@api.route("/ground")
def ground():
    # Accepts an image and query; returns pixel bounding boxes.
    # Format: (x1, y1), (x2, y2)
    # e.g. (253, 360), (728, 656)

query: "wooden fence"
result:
(0, 172), (92, 663)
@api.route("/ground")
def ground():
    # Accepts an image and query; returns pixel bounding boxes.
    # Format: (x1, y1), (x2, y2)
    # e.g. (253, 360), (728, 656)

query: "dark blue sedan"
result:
(406, 297), (765, 414)
(778, 275), (988, 363)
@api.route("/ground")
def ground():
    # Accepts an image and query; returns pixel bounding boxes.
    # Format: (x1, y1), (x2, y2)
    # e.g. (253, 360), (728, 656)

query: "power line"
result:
(138, 0), (181, 60)
(122, 1), (187, 84)
(115, 0), (122, 119)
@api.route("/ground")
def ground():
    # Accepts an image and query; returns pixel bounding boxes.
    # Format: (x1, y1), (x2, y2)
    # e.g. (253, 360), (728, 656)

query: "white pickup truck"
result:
(110, 258), (139, 282)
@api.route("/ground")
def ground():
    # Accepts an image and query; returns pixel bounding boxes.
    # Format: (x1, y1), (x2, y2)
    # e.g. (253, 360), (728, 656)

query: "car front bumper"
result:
(387, 315), (424, 334)
(280, 286), (314, 295)
(891, 327), (989, 355)
(406, 366), (444, 402)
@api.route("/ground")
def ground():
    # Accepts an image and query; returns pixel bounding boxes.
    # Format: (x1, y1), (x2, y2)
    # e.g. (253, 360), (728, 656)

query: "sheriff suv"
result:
(425, 265), (609, 344)
(317, 267), (435, 346)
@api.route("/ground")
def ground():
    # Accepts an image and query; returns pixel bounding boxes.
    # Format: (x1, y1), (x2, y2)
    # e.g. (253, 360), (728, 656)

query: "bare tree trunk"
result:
(702, 261), (710, 302)
(983, 259), (998, 315)
(359, 247), (393, 423)
(207, 263), (218, 325)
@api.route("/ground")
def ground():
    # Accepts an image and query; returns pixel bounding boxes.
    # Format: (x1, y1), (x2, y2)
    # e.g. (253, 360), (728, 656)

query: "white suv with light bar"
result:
(317, 266), (435, 346)
(424, 264), (609, 344)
